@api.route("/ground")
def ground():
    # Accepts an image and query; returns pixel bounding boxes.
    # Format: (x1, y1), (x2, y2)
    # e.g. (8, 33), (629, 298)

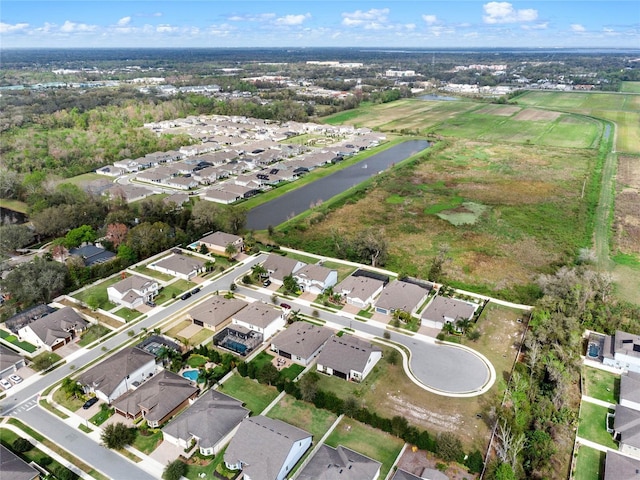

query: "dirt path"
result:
(594, 124), (616, 271)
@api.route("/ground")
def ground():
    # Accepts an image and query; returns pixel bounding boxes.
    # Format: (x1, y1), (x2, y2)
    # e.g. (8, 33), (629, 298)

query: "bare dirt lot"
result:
(614, 155), (640, 255)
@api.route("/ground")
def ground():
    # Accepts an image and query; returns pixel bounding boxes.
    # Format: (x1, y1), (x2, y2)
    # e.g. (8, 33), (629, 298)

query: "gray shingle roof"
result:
(0, 445), (39, 480)
(0, 344), (23, 372)
(271, 322), (333, 360)
(317, 335), (381, 374)
(23, 307), (88, 347)
(294, 264), (335, 283)
(604, 451), (640, 480)
(297, 444), (381, 480)
(263, 254), (306, 282)
(224, 415), (311, 480)
(111, 274), (157, 294)
(421, 296), (476, 323)
(112, 370), (198, 423)
(162, 389), (249, 450)
(335, 276), (384, 302)
(621, 371), (640, 405)
(608, 331), (640, 359)
(200, 231), (242, 248)
(154, 253), (205, 276)
(233, 302), (281, 328)
(615, 405), (640, 448)
(375, 280), (427, 312)
(188, 296), (247, 329)
(78, 346), (155, 398)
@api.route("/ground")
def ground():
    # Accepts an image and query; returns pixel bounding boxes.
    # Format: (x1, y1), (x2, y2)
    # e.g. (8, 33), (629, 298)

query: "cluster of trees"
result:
(235, 356), (483, 474)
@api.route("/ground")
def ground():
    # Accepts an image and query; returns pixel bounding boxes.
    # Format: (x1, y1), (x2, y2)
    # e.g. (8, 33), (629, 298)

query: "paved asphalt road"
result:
(0, 255), (263, 480)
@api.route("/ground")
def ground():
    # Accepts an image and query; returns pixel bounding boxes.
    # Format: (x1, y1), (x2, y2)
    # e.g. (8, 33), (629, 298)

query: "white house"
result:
(149, 253), (205, 281)
(293, 264), (338, 295)
(107, 274), (159, 309)
(316, 335), (382, 382)
(232, 302), (285, 341)
(421, 295), (477, 330)
(334, 275), (385, 309)
(17, 307), (89, 352)
(270, 322), (334, 366)
(78, 346), (156, 403)
(224, 415), (312, 480)
(603, 331), (640, 373)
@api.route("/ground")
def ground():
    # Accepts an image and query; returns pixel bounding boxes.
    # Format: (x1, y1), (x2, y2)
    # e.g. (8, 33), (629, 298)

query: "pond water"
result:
(246, 140), (430, 230)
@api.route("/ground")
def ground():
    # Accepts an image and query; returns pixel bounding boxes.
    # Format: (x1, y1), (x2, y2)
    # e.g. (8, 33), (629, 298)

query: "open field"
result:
(277, 136), (597, 301)
(72, 275), (122, 310)
(621, 82), (640, 93)
(515, 91), (640, 154)
(583, 367), (619, 404)
(573, 445), (604, 480)
(613, 155), (640, 257)
(324, 417), (404, 480)
(267, 395), (338, 440)
(220, 373), (279, 414)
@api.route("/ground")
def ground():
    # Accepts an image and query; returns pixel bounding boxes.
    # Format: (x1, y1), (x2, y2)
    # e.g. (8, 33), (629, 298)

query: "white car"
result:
(9, 374), (23, 384)
(0, 378), (12, 390)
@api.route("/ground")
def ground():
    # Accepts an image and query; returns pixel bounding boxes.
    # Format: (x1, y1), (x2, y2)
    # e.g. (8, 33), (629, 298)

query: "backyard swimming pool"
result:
(588, 343), (600, 358)
(182, 369), (200, 381)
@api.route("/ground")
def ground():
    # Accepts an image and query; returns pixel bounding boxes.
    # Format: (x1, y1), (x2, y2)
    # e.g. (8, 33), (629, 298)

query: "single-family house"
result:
(620, 371), (640, 411)
(293, 264), (338, 295)
(334, 275), (385, 309)
(107, 274), (159, 309)
(78, 346), (156, 403)
(316, 335), (382, 382)
(104, 184), (154, 203)
(603, 331), (640, 373)
(224, 415), (312, 480)
(270, 322), (333, 366)
(203, 188), (242, 204)
(0, 445), (40, 480)
(165, 176), (198, 190)
(232, 302), (285, 340)
(68, 244), (116, 267)
(198, 231), (244, 256)
(262, 254), (306, 285)
(421, 296), (478, 330)
(188, 296), (247, 332)
(604, 451), (640, 480)
(163, 193), (190, 208)
(613, 405), (640, 458)
(112, 370), (198, 428)
(222, 183), (260, 199)
(17, 307), (89, 352)
(297, 444), (381, 480)
(162, 389), (249, 456)
(374, 280), (429, 316)
(0, 345), (26, 378)
(149, 253), (205, 281)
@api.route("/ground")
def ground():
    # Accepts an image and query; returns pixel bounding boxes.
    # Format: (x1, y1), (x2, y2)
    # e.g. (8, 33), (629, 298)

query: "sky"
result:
(1, 1), (638, 49)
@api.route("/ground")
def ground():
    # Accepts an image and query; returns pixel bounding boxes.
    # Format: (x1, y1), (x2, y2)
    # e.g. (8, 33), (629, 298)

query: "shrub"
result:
(436, 432), (465, 463)
(163, 459), (187, 480)
(13, 437), (33, 453)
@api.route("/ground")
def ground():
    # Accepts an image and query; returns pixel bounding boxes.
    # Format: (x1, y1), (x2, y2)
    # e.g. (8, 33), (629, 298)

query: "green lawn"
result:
(280, 251), (320, 264)
(78, 323), (111, 347)
(72, 275), (122, 310)
(280, 363), (305, 381)
(133, 429), (163, 455)
(0, 330), (37, 353)
(186, 328), (215, 346)
(324, 417), (404, 479)
(578, 402), (618, 449)
(250, 351), (274, 371)
(621, 82), (640, 93)
(267, 395), (337, 440)
(573, 445), (604, 480)
(90, 407), (114, 426)
(114, 307), (143, 322)
(31, 351), (62, 371)
(185, 450), (226, 480)
(0, 428), (74, 479)
(164, 320), (192, 338)
(320, 261), (357, 283)
(52, 387), (85, 412)
(133, 265), (175, 282)
(154, 280), (196, 304)
(219, 374), (279, 415)
(583, 367), (619, 404)
(187, 354), (208, 368)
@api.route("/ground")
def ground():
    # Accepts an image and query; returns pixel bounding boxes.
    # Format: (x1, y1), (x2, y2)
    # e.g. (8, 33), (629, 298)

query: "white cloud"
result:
(0, 22), (29, 33)
(156, 24), (178, 33)
(228, 13), (276, 22)
(117, 17), (131, 27)
(521, 22), (548, 30)
(483, 2), (538, 24)
(275, 13), (311, 26)
(571, 24), (586, 32)
(60, 21), (97, 33)
(422, 15), (438, 26)
(342, 8), (389, 27)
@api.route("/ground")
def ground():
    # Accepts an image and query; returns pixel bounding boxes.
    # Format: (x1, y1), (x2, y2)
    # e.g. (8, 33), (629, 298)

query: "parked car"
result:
(180, 292), (192, 301)
(262, 279), (272, 287)
(9, 374), (22, 384)
(0, 378), (12, 390)
(191, 287), (201, 295)
(280, 303), (292, 310)
(146, 301), (156, 307)
(83, 397), (99, 410)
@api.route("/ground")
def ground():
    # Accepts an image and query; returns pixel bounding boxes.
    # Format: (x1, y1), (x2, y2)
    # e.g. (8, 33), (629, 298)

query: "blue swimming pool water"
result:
(182, 369), (199, 381)
(223, 339), (248, 354)
(588, 343), (600, 358)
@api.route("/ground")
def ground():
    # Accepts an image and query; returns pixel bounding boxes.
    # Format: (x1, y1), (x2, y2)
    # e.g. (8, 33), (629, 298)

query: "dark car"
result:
(146, 301), (156, 307)
(262, 279), (272, 287)
(180, 292), (192, 301)
(191, 287), (201, 295)
(83, 397), (99, 410)
(280, 303), (292, 310)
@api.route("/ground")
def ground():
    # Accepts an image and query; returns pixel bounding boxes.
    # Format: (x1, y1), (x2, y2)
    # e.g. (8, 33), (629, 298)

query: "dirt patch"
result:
(513, 109), (561, 121)
(475, 105), (521, 116)
(397, 447), (477, 480)
(614, 156), (640, 254)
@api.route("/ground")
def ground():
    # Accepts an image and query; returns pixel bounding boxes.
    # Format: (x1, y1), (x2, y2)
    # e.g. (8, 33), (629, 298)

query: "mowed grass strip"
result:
(324, 417), (404, 479)
(220, 373), (279, 414)
(267, 395), (338, 440)
(583, 367), (619, 404)
(577, 402), (617, 449)
(572, 445), (605, 480)
(72, 275), (121, 310)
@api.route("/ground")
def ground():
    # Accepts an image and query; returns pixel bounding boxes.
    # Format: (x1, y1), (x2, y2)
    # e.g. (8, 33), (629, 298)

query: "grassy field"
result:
(219, 373), (279, 414)
(78, 323), (112, 347)
(577, 402), (617, 449)
(583, 367), (619, 404)
(621, 82), (640, 93)
(573, 445), (604, 480)
(267, 394), (338, 440)
(72, 275), (122, 310)
(276, 134), (596, 301)
(324, 417), (404, 480)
